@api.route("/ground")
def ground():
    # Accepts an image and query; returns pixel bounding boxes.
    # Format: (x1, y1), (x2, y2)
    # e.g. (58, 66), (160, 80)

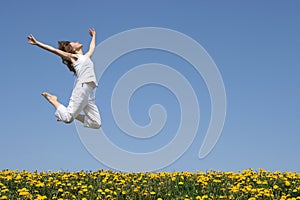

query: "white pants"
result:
(55, 82), (101, 129)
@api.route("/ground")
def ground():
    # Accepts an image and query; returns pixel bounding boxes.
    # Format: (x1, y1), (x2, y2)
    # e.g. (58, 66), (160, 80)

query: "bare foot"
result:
(41, 92), (61, 109)
(42, 92), (57, 102)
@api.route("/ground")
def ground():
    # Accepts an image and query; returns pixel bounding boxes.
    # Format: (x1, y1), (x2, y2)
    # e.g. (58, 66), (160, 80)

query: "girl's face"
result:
(69, 42), (83, 52)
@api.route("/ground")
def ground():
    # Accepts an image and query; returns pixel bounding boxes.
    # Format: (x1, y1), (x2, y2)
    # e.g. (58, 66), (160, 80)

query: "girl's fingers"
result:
(89, 28), (95, 33)
(88, 29), (95, 36)
(27, 34), (34, 40)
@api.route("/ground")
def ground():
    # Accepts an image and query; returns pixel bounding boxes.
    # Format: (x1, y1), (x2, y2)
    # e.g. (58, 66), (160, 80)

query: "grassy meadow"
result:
(1, 169), (300, 199)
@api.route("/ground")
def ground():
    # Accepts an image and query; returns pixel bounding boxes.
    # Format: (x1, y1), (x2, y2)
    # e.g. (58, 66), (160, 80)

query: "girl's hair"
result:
(58, 41), (76, 75)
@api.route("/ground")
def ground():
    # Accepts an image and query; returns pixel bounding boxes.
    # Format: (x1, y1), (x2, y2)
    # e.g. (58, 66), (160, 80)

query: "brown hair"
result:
(58, 41), (76, 74)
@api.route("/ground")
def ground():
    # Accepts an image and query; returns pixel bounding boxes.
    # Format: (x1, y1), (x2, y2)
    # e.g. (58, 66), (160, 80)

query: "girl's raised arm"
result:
(27, 34), (73, 60)
(85, 28), (96, 58)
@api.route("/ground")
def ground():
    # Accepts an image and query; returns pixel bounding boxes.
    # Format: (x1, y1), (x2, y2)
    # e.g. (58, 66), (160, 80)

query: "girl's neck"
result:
(75, 49), (83, 55)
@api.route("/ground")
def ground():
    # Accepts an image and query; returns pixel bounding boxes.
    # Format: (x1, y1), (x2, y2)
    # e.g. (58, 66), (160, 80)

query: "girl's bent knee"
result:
(94, 123), (101, 129)
(85, 121), (101, 129)
(90, 122), (101, 129)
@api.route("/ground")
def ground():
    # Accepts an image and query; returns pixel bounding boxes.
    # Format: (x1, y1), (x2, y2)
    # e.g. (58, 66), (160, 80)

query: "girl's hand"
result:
(88, 28), (96, 37)
(27, 34), (38, 45)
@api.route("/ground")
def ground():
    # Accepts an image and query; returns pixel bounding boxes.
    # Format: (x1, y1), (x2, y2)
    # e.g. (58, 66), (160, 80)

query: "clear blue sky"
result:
(0, 1), (299, 172)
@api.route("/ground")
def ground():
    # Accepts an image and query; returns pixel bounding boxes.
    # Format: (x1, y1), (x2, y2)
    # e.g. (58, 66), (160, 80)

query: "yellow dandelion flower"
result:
(36, 182), (45, 187)
(19, 191), (30, 196)
(82, 188), (88, 192)
(36, 195), (47, 200)
(97, 189), (103, 193)
(17, 187), (28, 193)
(231, 186), (239, 193)
(1, 189), (9, 193)
(78, 190), (83, 195)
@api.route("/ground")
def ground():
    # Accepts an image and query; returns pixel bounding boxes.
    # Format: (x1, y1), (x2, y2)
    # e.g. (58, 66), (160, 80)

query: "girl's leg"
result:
(78, 84), (101, 129)
(42, 82), (90, 124)
(82, 100), (101, 129)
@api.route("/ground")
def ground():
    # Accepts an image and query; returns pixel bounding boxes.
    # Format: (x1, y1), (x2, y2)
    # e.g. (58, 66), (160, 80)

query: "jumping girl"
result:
(27, 28), (101, 129)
